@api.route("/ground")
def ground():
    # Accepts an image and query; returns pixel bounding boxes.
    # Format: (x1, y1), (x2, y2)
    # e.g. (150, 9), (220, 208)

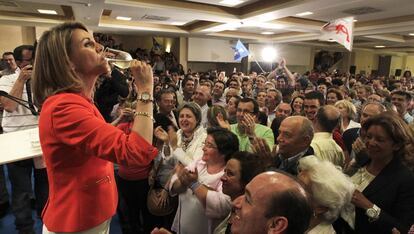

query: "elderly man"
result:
(272, 116), (314, 175)
(266, 88), (283, 124)
(269, 103), (292, 142)
(193, 83), (212, 128)
(230, 98), (274, 152)
(310, 105), (345, 167)
(231, 171), (312, 234)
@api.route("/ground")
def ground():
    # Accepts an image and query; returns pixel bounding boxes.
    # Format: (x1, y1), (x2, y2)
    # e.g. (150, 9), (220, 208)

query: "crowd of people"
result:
(0, 21), (414, 234)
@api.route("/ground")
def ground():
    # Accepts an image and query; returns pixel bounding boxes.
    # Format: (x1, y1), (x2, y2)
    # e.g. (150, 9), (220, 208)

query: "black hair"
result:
(230, 151), (267, 186)
(13, 45), (34, 62)
(207, 127), (239, 161)
(238, 97), (259, 115)
(304, 91), (325, 106)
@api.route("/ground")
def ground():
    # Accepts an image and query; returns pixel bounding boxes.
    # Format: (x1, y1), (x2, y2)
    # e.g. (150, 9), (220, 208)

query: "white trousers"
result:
(42, 219), (111, 234)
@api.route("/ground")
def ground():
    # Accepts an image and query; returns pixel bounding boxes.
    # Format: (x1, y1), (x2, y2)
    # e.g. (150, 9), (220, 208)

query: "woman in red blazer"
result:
(31, 22), (157, 233)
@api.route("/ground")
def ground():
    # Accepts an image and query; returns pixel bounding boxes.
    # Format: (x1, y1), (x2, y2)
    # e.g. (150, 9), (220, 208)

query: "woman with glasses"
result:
(169, 127), (239, 234)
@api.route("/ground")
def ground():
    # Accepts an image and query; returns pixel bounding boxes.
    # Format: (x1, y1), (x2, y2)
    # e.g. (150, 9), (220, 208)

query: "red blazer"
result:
(39, 93), (157, 232)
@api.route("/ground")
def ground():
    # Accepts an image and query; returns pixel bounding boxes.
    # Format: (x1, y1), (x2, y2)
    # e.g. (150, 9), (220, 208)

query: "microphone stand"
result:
(0, 90), (39, 115)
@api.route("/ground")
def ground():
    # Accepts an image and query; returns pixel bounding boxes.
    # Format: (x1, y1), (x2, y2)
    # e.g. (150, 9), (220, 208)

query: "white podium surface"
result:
(0, 127), (43, 165)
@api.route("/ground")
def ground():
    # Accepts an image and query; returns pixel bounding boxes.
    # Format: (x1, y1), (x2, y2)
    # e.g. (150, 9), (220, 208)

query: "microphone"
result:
(0, 90), (39, 115)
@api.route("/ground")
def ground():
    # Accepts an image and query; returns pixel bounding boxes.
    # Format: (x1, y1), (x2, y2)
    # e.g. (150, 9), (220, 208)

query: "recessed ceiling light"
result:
(296, 11), (313, 16)
(37, 9), (57, 15)
(375, 45), (385, 48)
(328, 39), (335, 42)
(409, 33), (414, 36)
(219, 0), (245, 6)
(261, 32), (275, 35)
(171, 22), (186, 26)
(116, 16), (132, 21)
(353, 19), (358, 22)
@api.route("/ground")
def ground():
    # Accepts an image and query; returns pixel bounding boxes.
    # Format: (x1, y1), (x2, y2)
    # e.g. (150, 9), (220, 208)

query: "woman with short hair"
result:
(169, 127), (240, 234)
(298, 156), (354, 234)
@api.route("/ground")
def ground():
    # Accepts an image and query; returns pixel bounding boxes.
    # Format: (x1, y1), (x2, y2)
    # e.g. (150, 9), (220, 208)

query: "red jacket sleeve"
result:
(49, 94), (157, 167)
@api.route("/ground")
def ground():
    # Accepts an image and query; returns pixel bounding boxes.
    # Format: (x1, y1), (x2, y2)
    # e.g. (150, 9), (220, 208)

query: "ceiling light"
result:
(409, 33), (414, 36)
(375, 45), (385, 48)
(353, 19), (358, 22)
(37, 9), (57, 15)
(261, 47), (277, 62)
(259, 23), (284, 30)
(116, 16), (132, 21)
(219, 0), (245, 6)
(328, 39), (335, 42)
(296, 11), (313, 17)
(261, 32), (275, 35)
(171, 22), (186, 26)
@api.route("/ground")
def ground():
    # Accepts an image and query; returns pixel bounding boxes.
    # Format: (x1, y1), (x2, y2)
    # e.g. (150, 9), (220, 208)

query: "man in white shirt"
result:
(310, 105), (345, 167)
(193, 84), (211, 128)
(0, 45), (48, 234)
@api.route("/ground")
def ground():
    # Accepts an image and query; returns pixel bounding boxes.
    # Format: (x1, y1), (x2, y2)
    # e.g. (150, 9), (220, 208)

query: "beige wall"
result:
(403, 55), (414, 73)
(0, 25), (24, 53)
(351, 50), (379, 74)
(390, 55), (404, 76)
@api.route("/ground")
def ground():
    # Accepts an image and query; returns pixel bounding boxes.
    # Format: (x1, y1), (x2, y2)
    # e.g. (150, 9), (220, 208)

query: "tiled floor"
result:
(0, 166), (123, 234)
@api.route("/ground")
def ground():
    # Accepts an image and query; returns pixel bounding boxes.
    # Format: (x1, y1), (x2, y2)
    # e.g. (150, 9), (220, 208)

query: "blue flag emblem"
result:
(232, 40), (249, 61)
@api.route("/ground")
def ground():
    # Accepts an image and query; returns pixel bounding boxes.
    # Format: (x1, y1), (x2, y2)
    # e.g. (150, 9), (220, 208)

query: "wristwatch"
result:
(366, 204), (381, 222)
(137, 91), (153, 103)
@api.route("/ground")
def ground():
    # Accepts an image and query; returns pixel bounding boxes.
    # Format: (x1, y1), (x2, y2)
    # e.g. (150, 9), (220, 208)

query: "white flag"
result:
(320, 17), (354, 51)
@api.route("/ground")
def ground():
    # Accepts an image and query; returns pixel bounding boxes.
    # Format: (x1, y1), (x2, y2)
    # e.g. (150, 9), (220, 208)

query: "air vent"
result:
(0, 0), (19, 7)
(102, 9), (112, 16)
(141, 14), (170, 21)
(342, 7), (382, 15)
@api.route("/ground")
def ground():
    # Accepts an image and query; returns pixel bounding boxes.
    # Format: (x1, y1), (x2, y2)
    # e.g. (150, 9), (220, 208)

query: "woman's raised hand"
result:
(130, 60), (153, 91)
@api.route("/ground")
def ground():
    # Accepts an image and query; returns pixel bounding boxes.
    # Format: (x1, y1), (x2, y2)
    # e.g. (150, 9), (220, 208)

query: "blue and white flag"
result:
(232, 40), (249, 61)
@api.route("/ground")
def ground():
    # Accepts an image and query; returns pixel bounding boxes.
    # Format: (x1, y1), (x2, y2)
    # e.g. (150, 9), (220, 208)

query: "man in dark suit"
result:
(271, 116), (314, 175)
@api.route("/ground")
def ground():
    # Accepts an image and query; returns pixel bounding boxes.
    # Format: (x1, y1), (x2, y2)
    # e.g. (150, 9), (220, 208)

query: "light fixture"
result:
(116, 16), (132, 21)
(328, 38), (335, 42)
(375, 45), (385, 48)
(37, 9), (58, 15)
(353, 19), (358, 22)
(296, 11), (313, 17)
(409, 33), (414, 36)
(171, 22), (186, 26)
(219, 0), (245, 6)
(261, 32), (275, 35)
(261, 47), (277, 62)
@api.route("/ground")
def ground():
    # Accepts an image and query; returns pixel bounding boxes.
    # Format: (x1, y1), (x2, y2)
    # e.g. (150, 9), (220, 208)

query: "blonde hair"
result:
(32, 22), (88, 107)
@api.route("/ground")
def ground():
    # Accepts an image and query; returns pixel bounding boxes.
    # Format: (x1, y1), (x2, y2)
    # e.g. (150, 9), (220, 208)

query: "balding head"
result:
(277, 116), (314, 158)
(231, 171), (312, 234)
(315, 105), (340, 132)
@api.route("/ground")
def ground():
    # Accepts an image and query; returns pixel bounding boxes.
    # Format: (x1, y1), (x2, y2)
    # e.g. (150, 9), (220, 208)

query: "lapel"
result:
(363, 158), (401, 197)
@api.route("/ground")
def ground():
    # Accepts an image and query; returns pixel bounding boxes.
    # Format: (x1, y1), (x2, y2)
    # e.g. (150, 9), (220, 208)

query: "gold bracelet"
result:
(134, 111), (155, 122)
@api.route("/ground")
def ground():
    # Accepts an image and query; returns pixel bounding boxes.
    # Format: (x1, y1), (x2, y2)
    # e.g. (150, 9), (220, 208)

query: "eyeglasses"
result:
(202, 141), (217, 149)
(236, 108), (254, 114)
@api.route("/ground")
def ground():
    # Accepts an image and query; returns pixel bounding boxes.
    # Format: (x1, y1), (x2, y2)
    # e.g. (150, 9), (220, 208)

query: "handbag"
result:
(147, 158), (177, 216)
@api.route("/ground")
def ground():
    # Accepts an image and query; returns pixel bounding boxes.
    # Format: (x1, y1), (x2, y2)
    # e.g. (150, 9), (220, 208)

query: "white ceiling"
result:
(0, 0), (413, 53)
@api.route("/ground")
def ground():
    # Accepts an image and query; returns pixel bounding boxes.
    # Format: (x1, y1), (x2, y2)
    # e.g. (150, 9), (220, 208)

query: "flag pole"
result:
(249, 53), (266, 74)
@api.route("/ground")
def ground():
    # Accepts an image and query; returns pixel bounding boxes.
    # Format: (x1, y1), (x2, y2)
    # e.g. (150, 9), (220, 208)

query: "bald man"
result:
(310, 105), (345, 167)
(270, 116), (314, 175)
(231, 171), (312, 234)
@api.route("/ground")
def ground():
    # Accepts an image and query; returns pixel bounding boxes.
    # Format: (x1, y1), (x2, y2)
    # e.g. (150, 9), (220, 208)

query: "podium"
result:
(0, 127), (43, 165)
